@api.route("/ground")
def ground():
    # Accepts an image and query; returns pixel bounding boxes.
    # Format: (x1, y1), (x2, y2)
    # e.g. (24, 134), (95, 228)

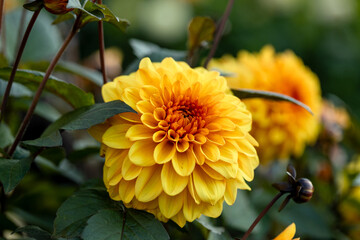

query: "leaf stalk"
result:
(203, 0), (234, 69)
(0, 8), (42, 122)
(7, 16), (82, 157)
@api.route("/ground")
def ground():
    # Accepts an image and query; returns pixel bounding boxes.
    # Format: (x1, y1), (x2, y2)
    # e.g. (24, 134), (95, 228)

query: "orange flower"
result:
(43, 0), (73, 15)
(210, 46), (322, 164)
(89, 57), (259, 227)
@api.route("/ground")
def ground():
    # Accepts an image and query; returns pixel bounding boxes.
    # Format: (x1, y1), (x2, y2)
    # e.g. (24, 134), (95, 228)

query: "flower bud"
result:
(43, 0), (73, 15)
(293, 178), (314, 203)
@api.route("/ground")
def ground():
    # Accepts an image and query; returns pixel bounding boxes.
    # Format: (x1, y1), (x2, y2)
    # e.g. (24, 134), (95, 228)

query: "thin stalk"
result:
(97, 0), (107, 84)
(240, 192), (284, 240)
(120, 209), (126, 240)
(203, 0), (234, 69)
(0, 8), (41, 122)
(7, 17), (81, 157)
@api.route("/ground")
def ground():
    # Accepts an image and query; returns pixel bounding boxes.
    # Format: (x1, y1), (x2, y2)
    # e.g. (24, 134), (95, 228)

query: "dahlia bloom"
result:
(209, 46), (322, 164)
(273, 223), (300, 240)
(89, 57), (259, 226)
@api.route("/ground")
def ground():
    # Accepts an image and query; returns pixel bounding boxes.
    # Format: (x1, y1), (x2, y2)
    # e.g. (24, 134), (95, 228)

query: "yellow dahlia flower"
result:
(89, 57), (259, 227)
(273, 223), (300, 240)
(209, 46), (322, 164)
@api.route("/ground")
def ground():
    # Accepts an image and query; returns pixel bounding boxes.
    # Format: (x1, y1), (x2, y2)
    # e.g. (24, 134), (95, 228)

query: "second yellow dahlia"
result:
(89, 57), (259, 227)
(210, 46), (322, 164)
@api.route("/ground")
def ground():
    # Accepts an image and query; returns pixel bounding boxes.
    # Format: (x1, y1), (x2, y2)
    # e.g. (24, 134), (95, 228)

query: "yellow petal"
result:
(119, 112), (141, 123)
(126, 124), (154, 141)
(238, 153), (256, 181)
(135, 166), (163, 202)
(118, 179), (136, 203)
(141, 113), (158, 129)
(158, 191), (185, 219)
(219, 142), (238, 164)
(153, 130), (167, 142)
(202, 199), (223, 218)
(236, 138), (257, 157)
(153, 108), (166, 121)
(140, 85), (160, 100)
(136, 100), (155, 114)
(108, 184), (121, 201)
(102, 81), (121, 102)
(123, 87), (141, 112)
(206, 160), (237, 179)
(172, 150), (196, 176)
(193, 166), (226, 205)
(206, 118), (236, 132)
(188, 174), (201, 204)
(183, 191), (202, 222)
(273, 223), (296, 240)
(161, 162), (188, 196)
(102, 124), (133, 149)
(150, 94), (164, 108)
(224, 179), (238, 205)
(154, 140), (176, 164)
(122, 155), (142, 180)
(201, 142), (220, 162)
(192, 144), (205, 165)
(207, 133), (225, 145)
(88, 122), (111, 142)
(129, 140), (156, 166)
(200, 164), (224, 180)
(104, 148), (127, 168)
(171, 211), (187, 228)
(176, 139), (190, 152)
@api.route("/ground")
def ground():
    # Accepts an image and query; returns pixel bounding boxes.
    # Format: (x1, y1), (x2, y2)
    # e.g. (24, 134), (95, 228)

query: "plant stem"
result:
(0, 183), (5, 214)
(0, 8), (41, 122)
(240, 192), (284, 240)
(121, 209), (126, 240)
(97, 0), (107, 84)
(7, 17), (81, 157)
(203, 0), (234, 69)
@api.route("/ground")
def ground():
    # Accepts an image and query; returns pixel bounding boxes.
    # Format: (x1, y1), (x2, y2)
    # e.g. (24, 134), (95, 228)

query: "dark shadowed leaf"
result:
(0, 158), (32, 193)
(82, 209), (169, 240)
(23, 0), (43, 12)
(232, 88), (313, 115)
(23, 131), (62, 147)
(222, 191), (260, 232)
(0, 79), (32, 97)
(188, 16), (215, 52)
(207, 231), (233, 240)
(0, 123), (14, 149)
(0, 68), (94, 108)
(53, 188), (114, 238)
(15, 226), (52, 240)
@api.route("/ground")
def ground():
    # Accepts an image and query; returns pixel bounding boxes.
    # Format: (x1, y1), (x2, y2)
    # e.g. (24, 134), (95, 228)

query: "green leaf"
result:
(196, 216), (224, 235)
(23, 131), (62, 147)
(0, 123), (14, 149)
(221, 191), (260, 232)
(0, 68), (94, 108)
(207, 231), (233, 240)
(53, 187), (114, 238)
(26, 101), (134, 147)
(23, 0), (43, 12)
(67, 0), (82, 9)
(0, 158), (32, 193)
(188, 16), (215, 53)
(232, 88), (314, 115)
(82, 209), (169, 240)
(53, 12), (76, 25)
(0, 79), (32, 97)
(95, 3), (129, 32)
(15, 226), (52, 240)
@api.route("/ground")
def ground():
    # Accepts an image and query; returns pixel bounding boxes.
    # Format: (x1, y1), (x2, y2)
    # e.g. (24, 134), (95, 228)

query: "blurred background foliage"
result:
(1, 0), (360, 239)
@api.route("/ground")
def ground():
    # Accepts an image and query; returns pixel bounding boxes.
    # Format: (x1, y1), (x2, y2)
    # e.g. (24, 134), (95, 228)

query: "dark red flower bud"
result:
(43, 0), (73, 15)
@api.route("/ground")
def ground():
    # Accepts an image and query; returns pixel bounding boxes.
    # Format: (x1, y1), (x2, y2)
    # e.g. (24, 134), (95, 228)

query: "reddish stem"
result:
(0, 8), (41, 122)
(203, 0), (234, 69)
(7, 17), (81, 157)
(239, 192), (284, 240)
(97, 0), (107, 84)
